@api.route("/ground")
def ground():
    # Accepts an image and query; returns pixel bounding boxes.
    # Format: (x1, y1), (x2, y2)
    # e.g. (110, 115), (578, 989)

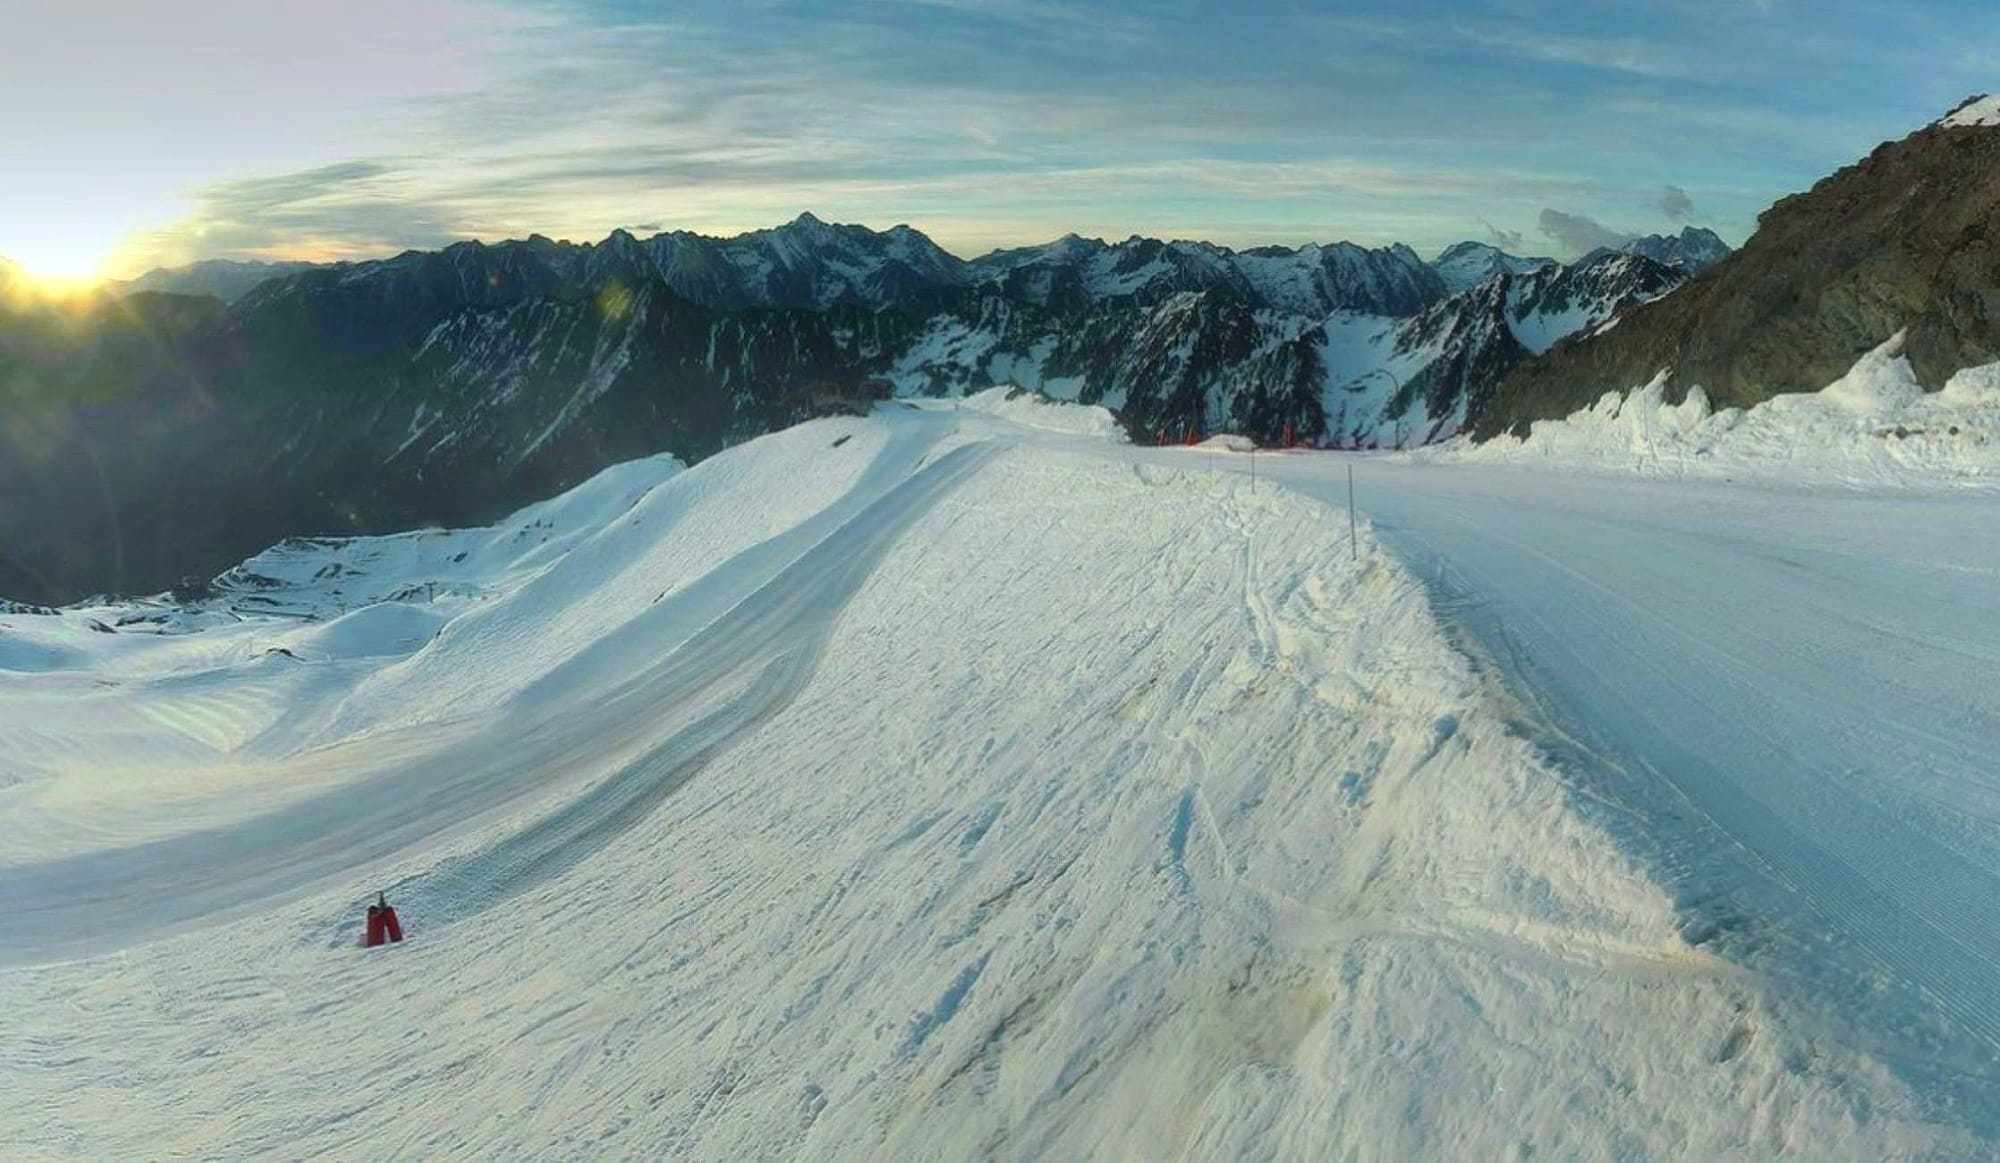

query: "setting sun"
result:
(0, 238), (114, 291)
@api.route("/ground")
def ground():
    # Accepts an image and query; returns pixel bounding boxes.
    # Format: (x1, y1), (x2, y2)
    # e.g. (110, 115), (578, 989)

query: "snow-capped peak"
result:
(965, 232), (1443, 315)
(1430, 241), (1556, 294)
(1941, 94), (2000, 128)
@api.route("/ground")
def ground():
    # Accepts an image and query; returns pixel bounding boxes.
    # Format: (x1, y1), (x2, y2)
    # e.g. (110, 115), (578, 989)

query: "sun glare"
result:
(1, 238), (116, 293)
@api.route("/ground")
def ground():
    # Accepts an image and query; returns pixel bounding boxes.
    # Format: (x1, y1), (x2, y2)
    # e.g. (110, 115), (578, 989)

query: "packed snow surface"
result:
(1, 393), (1988, 1157)
(1420, 333), (2000, 488)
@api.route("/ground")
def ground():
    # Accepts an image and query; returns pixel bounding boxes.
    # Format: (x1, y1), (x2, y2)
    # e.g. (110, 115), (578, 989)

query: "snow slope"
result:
(1421, 334), (2000, 488)
(0, 399), (1965, 1157)
(1270, 454), (2000, 1127)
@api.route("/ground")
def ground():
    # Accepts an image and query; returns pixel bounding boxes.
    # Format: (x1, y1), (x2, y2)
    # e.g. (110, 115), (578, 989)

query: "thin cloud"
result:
(1659, 184), (1695, 221)
(102, 1), (1827, 273)
(1479, 217), (1527, 252)
(1473, 28), (1700, 80)
(123, 161), (464, 269)
(1538, 208), (1635, 258)
(122, 146), (1607, 267)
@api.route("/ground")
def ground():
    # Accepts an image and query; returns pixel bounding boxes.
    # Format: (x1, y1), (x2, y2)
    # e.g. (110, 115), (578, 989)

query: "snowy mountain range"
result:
(966, 233), (1445, 316)
(1, 215), (1711, 602)
(1429, 228), (1728, 298)
(1314, 250), (1689, 446)
(20, 74), (1976, 604)
(112, 259), (323, 304)
(1430, 241), (1557, 294)
(1587, 226), (1732, 276)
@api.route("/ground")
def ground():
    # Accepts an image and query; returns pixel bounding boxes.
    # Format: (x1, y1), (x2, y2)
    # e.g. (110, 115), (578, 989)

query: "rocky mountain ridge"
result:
(1, 215), (1704, 602)
(1587, 227), (1732, 276)
(1479, 99), (1999, 437)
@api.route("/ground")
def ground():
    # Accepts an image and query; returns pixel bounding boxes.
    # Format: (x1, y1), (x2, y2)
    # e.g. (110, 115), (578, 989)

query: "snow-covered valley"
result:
(2, 388), (1994, 1158)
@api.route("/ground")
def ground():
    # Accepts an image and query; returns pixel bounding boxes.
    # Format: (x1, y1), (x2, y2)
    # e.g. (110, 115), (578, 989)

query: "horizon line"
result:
(8, 213), (1732, 287)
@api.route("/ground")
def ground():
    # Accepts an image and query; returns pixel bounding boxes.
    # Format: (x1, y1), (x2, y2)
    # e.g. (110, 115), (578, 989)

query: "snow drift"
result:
(0, 399), (1953, 1156)
(1421, 333), (2000, 488)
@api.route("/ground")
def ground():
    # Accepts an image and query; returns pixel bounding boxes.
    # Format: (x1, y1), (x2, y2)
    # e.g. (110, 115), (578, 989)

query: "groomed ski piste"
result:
(1, 374), (1995, 1157)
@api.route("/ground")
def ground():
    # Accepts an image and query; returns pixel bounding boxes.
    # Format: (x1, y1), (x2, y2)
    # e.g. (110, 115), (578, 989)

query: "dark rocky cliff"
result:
(1478, 104), (2000, 438)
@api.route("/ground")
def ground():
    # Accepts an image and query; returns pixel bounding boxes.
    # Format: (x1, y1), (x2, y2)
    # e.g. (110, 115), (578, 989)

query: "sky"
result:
(1, 0), (1994, 280)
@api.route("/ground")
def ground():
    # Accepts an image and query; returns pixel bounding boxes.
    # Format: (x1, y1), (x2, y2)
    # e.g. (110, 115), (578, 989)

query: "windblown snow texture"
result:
(0, 393), (1964, 1158)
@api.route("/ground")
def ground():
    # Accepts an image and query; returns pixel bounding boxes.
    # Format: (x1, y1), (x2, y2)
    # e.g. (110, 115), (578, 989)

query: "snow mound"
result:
(216, 451), (687, 620)
(1941, 359), (2000, 405)
(1815, 330), (1926, 413)
(292, 602), (444, 661)
(1193, 432), (1257, 451)
(1942, 94), (2000, 128)
(948, 385), (1127, 440)
(1418, 333), (2000, 488)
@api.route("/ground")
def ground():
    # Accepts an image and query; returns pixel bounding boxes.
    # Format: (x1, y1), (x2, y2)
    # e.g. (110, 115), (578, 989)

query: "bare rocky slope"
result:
(1477, 98), (2000, 437)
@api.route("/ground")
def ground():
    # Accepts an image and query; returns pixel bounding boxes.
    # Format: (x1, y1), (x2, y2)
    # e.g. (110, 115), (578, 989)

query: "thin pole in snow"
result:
(1250, 446), (1256, 493)
(1347, 463), (1358, 560)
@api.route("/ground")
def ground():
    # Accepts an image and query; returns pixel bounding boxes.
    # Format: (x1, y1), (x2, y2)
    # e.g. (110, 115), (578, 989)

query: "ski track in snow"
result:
(1158, 446), (2000, 1135)
(0, 392), (1988, 1158)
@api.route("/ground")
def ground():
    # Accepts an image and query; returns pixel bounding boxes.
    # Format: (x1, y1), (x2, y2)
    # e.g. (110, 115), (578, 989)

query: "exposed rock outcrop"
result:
(1479, 99), (2000, 438)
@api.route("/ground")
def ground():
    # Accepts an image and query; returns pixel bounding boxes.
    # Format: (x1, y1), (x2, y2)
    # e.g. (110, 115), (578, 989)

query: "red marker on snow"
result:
(364, 892), (404, 947)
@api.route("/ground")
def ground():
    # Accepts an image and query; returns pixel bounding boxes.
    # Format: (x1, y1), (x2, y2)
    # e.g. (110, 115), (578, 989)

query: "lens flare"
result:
(0, 237), (113, 289)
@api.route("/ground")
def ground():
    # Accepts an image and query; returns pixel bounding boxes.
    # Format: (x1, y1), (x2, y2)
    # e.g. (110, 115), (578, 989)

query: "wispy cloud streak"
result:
(40, 0), (1998, 275)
